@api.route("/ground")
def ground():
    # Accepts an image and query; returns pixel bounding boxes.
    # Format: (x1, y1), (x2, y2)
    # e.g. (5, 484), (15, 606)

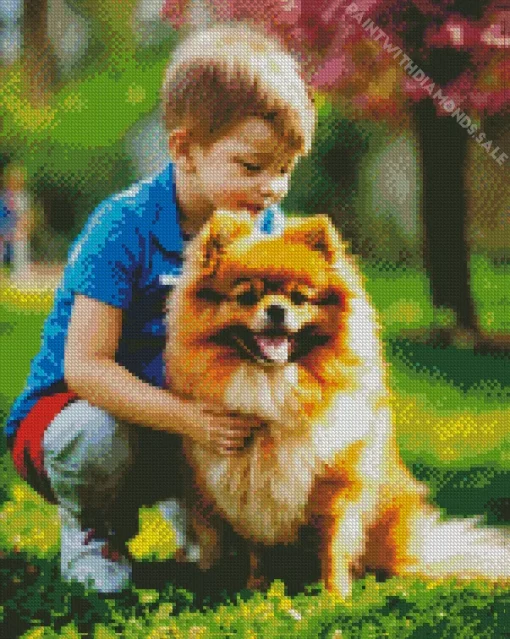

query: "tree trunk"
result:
(413, 98), (478, 333)
(79, 0), (138, 72)
(22, 0), (59, 104)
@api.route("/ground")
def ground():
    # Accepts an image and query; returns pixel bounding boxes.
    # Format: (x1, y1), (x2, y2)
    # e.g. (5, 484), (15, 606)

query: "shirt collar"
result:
(150, 161), (285, 253)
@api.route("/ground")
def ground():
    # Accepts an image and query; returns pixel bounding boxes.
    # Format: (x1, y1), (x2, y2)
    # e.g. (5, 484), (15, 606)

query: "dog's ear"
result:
(283, 214), (343, 264)
(196, 210), (253, 277)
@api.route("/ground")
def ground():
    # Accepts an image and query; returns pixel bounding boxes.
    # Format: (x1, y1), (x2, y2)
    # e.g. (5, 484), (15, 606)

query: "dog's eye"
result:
(196, 288), (225, 303)
(236, 289), (259, 306)
(290, 290), (308, 305)
(317, 292), (341, 306)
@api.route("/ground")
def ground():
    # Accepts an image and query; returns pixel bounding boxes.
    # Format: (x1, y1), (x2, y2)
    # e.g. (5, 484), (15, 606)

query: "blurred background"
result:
(0, 1), (508, 341)
(0, 1), (509, 632)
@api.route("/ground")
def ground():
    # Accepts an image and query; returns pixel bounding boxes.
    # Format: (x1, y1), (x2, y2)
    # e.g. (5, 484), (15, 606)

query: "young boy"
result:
(4, 22), (316, 594)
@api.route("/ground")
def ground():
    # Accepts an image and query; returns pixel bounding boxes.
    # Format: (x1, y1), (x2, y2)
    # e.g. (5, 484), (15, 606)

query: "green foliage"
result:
(361, 261), (434, 335)
(471, 255), (510, 334)
(283, 102), (371, 227)
(0, 482), (59, 558)
(1, 573), (509, 638)
(0, 39), (176, 260)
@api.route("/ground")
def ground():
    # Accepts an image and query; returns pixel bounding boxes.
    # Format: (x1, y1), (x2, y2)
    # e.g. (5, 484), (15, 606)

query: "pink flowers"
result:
(161, 0), (510, 119)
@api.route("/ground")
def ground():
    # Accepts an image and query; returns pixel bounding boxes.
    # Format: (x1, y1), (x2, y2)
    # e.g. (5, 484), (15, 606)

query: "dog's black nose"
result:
(266, 304), (285, 325)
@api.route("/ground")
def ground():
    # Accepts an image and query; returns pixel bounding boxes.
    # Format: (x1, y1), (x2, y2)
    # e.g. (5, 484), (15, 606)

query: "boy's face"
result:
(170, 117), (300, 224)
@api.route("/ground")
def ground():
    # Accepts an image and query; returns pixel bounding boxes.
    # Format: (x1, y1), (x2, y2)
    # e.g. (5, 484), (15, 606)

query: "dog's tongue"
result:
(255, 335), (291, 363)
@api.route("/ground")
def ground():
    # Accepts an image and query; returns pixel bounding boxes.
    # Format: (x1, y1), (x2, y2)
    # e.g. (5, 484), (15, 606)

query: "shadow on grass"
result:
(387, 337), (510, 526)
(0, 548), (319, 637)
(412, 463), (510, 526)
(387, 338), (510, 391)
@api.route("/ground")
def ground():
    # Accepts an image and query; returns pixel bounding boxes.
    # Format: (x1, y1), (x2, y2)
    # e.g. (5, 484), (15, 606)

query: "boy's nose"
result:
(259, 176), (287, 200)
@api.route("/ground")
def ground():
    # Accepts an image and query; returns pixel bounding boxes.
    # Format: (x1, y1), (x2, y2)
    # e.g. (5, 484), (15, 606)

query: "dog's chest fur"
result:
(186, 363), (378, 544)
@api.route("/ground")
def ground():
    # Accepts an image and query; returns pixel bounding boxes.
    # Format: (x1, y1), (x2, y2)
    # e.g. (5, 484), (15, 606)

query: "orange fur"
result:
(164, 211), (510, 596)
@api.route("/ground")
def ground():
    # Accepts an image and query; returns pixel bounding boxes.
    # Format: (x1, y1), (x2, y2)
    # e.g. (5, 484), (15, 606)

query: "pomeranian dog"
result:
(164, 211), (510, 597)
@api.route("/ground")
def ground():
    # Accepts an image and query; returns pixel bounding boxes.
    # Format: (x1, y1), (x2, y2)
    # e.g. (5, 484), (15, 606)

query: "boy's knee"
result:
(43, 400), (133, 474)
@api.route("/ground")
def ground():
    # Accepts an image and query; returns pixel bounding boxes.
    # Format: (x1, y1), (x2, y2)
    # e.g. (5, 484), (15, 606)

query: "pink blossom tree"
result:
(163, 0), (509, 340)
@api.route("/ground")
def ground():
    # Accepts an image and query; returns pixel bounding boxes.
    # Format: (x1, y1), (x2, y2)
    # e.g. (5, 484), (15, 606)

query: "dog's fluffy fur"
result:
(164, 211), (510, 597)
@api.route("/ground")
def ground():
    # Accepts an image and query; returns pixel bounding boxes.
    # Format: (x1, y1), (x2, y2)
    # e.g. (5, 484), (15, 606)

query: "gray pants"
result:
(42, 399), (184, 542)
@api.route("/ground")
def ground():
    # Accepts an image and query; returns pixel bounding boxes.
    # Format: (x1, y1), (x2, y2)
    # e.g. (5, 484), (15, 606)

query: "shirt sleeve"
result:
(66, 199), (142, 309)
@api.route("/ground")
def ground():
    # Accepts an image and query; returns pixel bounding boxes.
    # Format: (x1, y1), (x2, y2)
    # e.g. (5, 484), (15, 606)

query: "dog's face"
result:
(209, 274), (334, 366)
(168, 212), (375, 388)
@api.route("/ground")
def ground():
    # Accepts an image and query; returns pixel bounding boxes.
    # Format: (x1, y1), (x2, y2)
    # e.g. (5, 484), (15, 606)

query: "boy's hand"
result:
(180, 401), (262, 455)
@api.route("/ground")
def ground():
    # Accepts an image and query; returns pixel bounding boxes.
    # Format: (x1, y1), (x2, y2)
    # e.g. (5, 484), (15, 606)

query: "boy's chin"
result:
(216, 203), (264, 216)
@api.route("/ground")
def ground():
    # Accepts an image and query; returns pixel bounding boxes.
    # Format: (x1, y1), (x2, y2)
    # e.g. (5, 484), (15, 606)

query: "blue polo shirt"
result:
(4, 162), (284, 445)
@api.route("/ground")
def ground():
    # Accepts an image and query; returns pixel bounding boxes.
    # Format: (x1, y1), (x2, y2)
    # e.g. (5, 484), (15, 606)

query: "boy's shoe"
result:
(158, 498), (200, 563)
(59, 507), (133, 594)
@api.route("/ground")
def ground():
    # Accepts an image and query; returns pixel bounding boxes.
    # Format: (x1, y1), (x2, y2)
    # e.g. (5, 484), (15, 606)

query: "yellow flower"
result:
(127, 85), (146, 105)
(146, 628), (173, 639)
(267, 580), (286, 599)
(128, 507), (176, 560)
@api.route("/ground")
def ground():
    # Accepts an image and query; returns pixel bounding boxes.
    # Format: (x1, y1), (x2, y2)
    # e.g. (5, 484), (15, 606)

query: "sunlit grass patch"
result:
(393, 394), (510, 468)
(0, 480), (178, 562)
(0, 482), (59, 558)
(0, 284), (54, 314)
(12, 575), (510, 638)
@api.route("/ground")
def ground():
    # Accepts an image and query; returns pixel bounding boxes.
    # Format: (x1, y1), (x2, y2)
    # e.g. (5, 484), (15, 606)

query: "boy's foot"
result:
(158, 498), (200, 562)
(60, 509), (132, 594)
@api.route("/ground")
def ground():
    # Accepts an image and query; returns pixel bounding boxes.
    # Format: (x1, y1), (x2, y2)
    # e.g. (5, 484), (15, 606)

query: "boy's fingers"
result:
(203, 406), (257, 424)
(220, 437), (244, 449)
(202, 405), (233, 416)
(231, 417), (259, 430)
(219, 448), (240, 456)
(226, 425), (252, 436)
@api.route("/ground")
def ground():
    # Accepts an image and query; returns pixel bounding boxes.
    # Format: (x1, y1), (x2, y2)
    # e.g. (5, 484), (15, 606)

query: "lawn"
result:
(0, 259), (509, 637)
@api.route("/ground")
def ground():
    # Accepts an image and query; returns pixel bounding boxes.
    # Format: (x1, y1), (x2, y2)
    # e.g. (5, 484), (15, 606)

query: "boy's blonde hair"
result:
(162, 21), (316, 157)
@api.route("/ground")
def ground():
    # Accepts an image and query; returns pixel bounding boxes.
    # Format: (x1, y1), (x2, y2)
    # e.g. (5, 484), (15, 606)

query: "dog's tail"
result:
(404, 510), (510, 581)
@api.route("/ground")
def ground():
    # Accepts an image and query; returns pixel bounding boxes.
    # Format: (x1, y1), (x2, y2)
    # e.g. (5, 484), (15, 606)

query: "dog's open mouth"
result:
(211, 325), (329, 365)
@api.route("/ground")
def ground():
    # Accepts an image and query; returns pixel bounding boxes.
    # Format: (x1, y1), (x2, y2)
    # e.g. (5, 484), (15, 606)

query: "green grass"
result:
(1, 572), (508, 638)
(0, 259), (509, 637)
(363, 255), (510, 335)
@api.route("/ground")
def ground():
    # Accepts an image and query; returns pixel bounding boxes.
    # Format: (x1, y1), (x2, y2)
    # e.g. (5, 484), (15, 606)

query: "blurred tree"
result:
(22, 0), (59, 103)
(161, 0), (510, 341)
(65, 0), (138, 72)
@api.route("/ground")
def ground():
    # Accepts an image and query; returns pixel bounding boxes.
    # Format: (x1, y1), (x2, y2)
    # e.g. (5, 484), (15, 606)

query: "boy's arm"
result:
(64, 294), (192, 434)
(64, 295), (255, 450)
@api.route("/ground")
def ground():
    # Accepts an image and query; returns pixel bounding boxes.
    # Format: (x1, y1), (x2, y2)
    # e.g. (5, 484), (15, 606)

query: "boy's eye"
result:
(236, 289), (259, 306)
(242, 162), (262, 173)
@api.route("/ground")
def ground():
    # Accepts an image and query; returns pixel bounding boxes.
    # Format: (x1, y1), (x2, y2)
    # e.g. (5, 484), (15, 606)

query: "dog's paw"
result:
(174, 543), (201, 564)
(198, 544), (222, 571)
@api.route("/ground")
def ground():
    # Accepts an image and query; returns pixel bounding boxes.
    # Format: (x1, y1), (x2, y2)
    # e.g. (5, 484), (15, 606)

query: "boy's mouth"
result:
(238, 202), (263, 215)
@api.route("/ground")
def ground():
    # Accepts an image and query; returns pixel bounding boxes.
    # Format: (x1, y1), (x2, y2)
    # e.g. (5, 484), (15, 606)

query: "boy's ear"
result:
(168, 128), (196, 173)
(283, 214), (343, 264)
(195, 210), (254, 277)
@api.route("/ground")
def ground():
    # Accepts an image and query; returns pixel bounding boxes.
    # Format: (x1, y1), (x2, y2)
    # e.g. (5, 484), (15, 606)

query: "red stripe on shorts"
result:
(12, 392), (78, 481)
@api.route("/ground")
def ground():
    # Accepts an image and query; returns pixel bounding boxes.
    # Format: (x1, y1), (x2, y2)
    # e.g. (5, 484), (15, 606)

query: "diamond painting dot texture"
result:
(0, 1), (509, 636)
